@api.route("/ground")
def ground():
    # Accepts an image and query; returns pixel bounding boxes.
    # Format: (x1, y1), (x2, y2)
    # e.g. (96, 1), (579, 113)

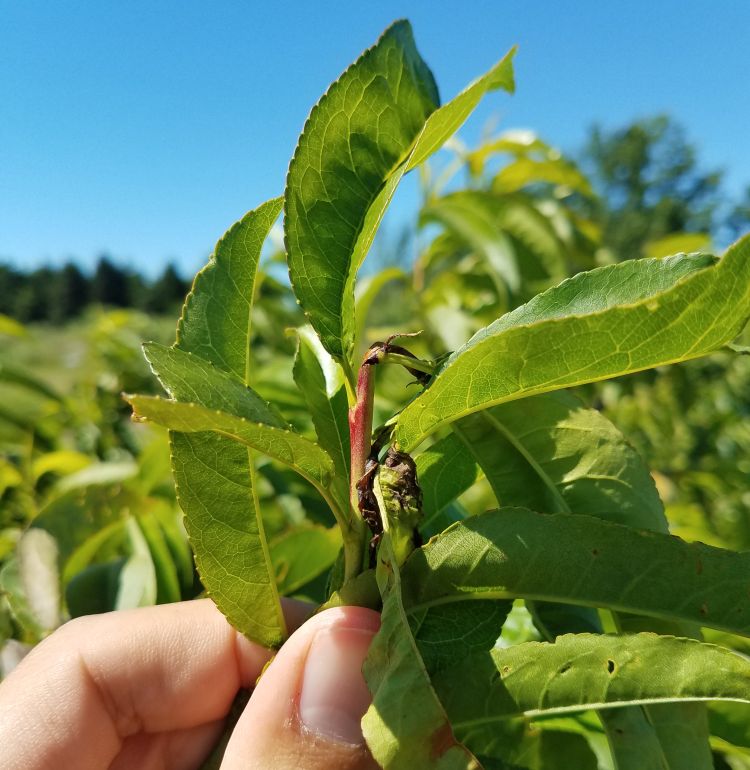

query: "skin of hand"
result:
(0, 599), (381, 770)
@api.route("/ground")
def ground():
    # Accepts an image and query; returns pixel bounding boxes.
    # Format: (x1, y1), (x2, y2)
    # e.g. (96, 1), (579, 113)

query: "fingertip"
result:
(298, 613), (379, 745)
(312, 605), (382, 635)
(223, 605), (381, 769)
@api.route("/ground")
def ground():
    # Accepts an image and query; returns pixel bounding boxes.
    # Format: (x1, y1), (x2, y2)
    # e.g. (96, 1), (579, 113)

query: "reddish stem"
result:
(349, 345), (382, 502)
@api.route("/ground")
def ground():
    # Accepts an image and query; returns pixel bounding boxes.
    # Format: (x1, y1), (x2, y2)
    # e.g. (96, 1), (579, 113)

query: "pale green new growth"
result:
(292, 328), (351, 508)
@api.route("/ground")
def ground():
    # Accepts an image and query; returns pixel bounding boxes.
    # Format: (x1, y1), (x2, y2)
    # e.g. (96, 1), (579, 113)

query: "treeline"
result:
(0, 258), (190, 323)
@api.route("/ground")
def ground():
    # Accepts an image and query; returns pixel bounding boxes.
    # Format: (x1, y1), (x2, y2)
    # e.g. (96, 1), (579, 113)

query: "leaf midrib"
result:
(451, 697), (750, 726)
(404, 589), (747, 637)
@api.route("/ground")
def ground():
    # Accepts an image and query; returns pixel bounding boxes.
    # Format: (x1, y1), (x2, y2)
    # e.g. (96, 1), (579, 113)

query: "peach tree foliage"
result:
(128, 20), (750, 770)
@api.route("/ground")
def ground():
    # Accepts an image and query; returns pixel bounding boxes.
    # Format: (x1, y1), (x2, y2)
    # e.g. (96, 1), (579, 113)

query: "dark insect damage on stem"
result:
(350, 336), (429, 566)
(357, 457), (382, 543)
(356, 425), (395, 561)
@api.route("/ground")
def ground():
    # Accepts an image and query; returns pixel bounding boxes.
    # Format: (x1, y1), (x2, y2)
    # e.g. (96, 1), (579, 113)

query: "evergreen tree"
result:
(0, 266), (24, 317)
(14, 267), (54, 322)
(49, 262), (89, 323)
(143, 263), (188, 313)
(582, 115), (723, 260)
(91, 256), (130, 307)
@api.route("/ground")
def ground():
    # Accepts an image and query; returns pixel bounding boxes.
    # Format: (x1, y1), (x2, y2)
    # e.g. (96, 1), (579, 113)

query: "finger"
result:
(222, 606), (381, 770)
(0, 598), (311, 770)
(109, 718), (224, 770)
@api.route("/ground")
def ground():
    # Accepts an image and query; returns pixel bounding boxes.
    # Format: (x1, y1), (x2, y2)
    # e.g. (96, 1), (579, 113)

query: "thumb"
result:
(221, 606), (381, 770)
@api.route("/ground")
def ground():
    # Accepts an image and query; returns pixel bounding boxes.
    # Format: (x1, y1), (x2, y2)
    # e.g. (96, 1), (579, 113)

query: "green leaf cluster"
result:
(4, 16), (750, 770)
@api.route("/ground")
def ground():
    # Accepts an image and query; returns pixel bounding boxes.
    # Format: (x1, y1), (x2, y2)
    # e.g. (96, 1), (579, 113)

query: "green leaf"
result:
(0, 557), (45, 642)
(165, 198), (286, 647)
(66, 560), (125, 617)
(31, 485), (127, 573)
(54, 461), (138, 494)
(450, 392), (712, 766)
(143, 342), (285, 426)
(397, 238), (750, 450)
(402, 46), (515, 172)
(421, 500), (469, 540)
(433, 633), (750, 723)
(589, 708), (670, 770)
(466, 130), (552, 177)
(0, 531), (60, 641)
(62, 520), (126, 587)
(31, 450), (92, 483)
(171, 431), (283, 643)
(127, 395), (334, 494)
(116, 517), (157, 610)
(0, 313), (26, 337)
(420, 192), (522, 292)
(285, 19), (515, 364)
(0, 528), (21, 561)
(415, 433), (480, 527)
(176, 198), (283, 376)
(0, 462), (22, 498)
(16, 529), (60, 634)
(269, 525), (341, 596)
(492, 156), (593, 197)
(362, 533), (481, 769)
(285, 20), (437, 364)
(644, 232), (711, 259)
(490, 195), (568, 283)
(467, 720), (599, 770)
(321, 567), (380, 611)
(710, 702), (750, 751)
(150, 505), (194, 596)
(410, 601), (512, 676)
(292, 327), (350, 506)
(354, 267), (407, 354)
(450, 390), (666, 529)
(0, 361), (62, 403)
(400, 508), (750, 636)
(136, 513), (182, 605)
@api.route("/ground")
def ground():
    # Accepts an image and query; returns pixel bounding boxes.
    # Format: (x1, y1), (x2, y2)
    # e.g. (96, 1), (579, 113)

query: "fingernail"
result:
(299, 623), (377, 745)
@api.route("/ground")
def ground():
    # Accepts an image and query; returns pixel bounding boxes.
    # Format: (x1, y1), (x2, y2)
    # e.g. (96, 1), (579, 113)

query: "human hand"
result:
(0, 599), (381, 769)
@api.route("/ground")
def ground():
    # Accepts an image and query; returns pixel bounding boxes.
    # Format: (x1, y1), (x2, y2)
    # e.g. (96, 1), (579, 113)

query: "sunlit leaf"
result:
(270, 525), (341, 596)
(285, 19), (515, 364)
(163, 197), (287, 647)
(401, 508), (750, 636)
(0, 314), (26, 337)
(644, 232), (711, 259)
(32, 450), (92, 483)
(292, 327), (350, 508)
(397, 239), (750, 451)
(115, 517), (157, 610)
(493, 156), (593, 197)
(136, 512), (182, 604)
(127, 395), (334, 493)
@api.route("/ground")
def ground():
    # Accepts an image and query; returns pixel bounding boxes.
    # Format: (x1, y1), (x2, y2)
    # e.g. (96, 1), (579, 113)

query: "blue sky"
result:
(2, 1), (749, 277)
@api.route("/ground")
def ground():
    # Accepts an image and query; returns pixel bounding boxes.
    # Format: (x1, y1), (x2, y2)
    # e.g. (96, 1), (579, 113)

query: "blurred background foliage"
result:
(2, 113), (749, 738)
